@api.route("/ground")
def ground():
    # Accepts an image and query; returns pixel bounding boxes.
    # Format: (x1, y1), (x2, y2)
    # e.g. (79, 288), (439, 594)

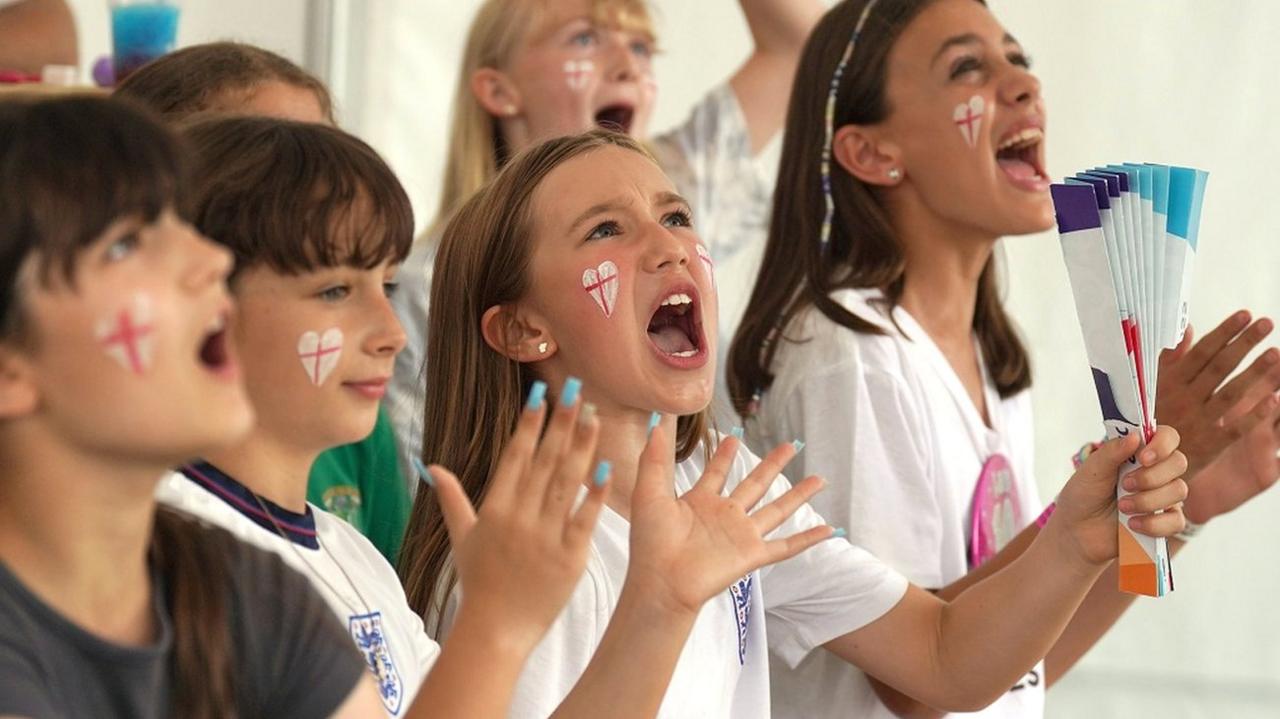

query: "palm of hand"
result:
(1185, 412), (1280, 523)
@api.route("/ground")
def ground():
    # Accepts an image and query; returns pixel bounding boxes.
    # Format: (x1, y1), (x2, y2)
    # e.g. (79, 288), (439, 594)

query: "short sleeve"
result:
(0, 641), (57, 718)
(227, 540), (367, 718)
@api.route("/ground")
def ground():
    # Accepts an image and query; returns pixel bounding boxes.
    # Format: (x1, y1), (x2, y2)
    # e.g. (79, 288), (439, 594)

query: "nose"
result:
(179, 222), (235, 291)
(998, 61), (1041, 108)
(640, 221), (691, 274)
(363, 293), (408, 358)
(603, 31), (641, 83)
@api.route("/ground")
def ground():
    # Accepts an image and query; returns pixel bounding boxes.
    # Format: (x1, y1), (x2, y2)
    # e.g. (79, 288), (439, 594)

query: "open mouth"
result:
(995, 126), (1048, 187)
(594, 104), (635, 134)
(646, 288), (705, 363)
(198, 312), (232, 374)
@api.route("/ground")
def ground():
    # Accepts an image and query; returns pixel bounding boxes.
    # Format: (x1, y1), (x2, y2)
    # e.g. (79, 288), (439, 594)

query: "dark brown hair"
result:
(180, 115), (414, 278)
(0, 95), (237, 719)
(114, 41), (334, 123)
(727, 0), (1027, 418)
(399, 129), (711, 623)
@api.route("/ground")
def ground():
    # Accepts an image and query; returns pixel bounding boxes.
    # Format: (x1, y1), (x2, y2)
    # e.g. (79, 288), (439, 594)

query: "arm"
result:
(728, 0), (824, 152)
(0, 0), (77, 74)
(823, 430), (1186, 713)
(330, 675), (385, 718)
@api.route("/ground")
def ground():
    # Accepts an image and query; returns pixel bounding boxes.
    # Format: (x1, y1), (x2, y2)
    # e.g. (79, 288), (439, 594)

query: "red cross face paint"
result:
(297, 327), (344, 386)
(95, 293), (155, 375)
(582, 260), (620, 318)
(953, 94), (986, 149)
(564, 59), (595, 92)
(695, 244), (715, 291)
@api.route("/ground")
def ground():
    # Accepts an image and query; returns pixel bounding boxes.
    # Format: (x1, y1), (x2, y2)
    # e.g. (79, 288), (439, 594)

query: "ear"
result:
(832, 123), (903, 187)
(480, 304), (554, 363)
(470, 67), (523, 119)
(0, 345), (39, 419)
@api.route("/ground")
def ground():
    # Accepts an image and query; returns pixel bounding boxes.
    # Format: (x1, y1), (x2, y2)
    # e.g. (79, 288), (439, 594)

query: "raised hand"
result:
(625, 420), (833, 614)
(425, 379), (608, 651)
(1182, 392), (1280, 525)
(1050, 426), (1187, 566)
(1157, 312), (1280, 477)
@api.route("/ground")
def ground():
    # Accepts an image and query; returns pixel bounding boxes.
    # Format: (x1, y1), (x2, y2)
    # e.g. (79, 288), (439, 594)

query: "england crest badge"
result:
(350, 611), (404, 715)
(729, 574), (754, 665)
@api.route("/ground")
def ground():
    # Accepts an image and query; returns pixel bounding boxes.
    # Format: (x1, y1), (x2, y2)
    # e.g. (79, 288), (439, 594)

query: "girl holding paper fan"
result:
(729, 0), (1280, 716)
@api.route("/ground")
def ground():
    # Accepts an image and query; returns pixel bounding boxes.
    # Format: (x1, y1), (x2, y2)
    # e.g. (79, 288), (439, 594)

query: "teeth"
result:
(996, 127), (1043, 152)
(670, 349), (698, 358)
(660, 293), (693, 307)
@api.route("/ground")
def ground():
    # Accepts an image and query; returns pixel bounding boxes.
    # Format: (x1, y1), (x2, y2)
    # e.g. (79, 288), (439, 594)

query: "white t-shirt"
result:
(387, 83), (775, 492)
(748, 288), (1046, 719)
(155, 462), (439, 717)
(435, 439), (908, 719)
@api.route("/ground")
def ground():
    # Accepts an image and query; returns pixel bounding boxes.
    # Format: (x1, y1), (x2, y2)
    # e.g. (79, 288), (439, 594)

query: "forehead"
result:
(893, 0), (1013, 68)
(531, 146), (674, 227)
(527, 0), (654, 42)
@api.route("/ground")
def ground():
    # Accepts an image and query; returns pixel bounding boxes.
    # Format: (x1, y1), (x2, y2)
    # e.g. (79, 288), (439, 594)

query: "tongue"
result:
(649, 324), (695, 354)
(998, 157), (1039, 181)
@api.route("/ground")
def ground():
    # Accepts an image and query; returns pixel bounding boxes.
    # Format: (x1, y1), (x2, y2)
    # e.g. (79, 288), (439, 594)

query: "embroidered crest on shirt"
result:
(350, 612), (404, 715)
(322, 485), (363, 527)
(729, 574), (753, 665)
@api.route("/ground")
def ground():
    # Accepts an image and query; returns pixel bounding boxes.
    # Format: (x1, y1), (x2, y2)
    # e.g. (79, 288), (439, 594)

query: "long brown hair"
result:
(400, 129), (709, 623)
(727, 0), (1028, 418)
(0, 96), (237, 718)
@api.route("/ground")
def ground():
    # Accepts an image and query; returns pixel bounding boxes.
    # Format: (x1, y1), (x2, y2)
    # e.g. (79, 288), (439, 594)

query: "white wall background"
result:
(62, 0), (1280, 715)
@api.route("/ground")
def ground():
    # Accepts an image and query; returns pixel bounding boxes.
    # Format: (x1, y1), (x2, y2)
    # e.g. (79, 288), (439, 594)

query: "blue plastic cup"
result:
(110, 1), (180, 83)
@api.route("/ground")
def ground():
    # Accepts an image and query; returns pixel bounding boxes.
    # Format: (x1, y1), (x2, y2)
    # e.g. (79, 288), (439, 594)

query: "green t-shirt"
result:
(308, 406), (411, 565)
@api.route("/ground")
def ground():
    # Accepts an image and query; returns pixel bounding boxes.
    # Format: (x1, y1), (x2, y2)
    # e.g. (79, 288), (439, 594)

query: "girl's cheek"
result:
(94, 291), (156, 376)
(579, 259), (620, 319)
(951, 93), (987, 149)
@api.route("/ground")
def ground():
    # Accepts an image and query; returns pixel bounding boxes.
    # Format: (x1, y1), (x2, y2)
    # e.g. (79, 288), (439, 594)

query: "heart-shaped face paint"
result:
(96, 293), (155, 375)
(564, 60), (595, 92)
(953, 94), (985, 149)
(581, 260), (620, 318)
(297, 327), (344, 386)
(696, 244), (715, 289)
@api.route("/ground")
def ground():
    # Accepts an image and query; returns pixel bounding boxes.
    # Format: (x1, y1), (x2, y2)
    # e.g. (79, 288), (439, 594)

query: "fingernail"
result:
(579, 402), (597, 425)
(411, 457), (435, 489)
(593, 460), (612, 487)
(831, 527), (847, 539)
(560, 376), (582, 407)
(526, 380), (548, 411)
(1267, 349), (1280, 364)
(1118, 498), (1134, 514)
(730, 426), (744, 440)
(1141, 450), (1155, 464)
(1123, 475), (1137, 491)
(647, 411), (661, 438)
(792, 439), (806, 453)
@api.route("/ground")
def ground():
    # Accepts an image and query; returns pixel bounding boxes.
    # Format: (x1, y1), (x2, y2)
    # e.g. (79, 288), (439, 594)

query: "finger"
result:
(1205, 349), (1280, 425)
(1085, 432), (1141, 480)
(428, 465), (478, 548)
(1119, 478), (1188, 515)
(759, 525), (837, 567)
(693, 434), (741, 498)
(749, 475), (826, 536)
(543, 403), (601, 519)
(523, 377), (584, 503)
(634, 413), (675, 504)
(1219, 391), (1280, 448)
(1137, 425), (1181, 467)
(1172, 311), (1251, 384)
(1127, 505), (1186, 538)
(565, 461), (610, 548)
(486, 381), (549, 510)
(1158, 323), (1195, 377)
(1189, 319), (1275, 400)
(729, 440), (802, 513)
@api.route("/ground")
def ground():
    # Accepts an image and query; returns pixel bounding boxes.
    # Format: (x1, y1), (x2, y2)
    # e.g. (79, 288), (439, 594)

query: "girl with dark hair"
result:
(728, 1), (1280, 717)
(0, 95), (380, 718)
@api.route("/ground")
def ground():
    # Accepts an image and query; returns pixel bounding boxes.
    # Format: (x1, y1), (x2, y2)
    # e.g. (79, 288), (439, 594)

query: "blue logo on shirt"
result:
(350, 611), (403, 715)
(729, 574), (753, 665)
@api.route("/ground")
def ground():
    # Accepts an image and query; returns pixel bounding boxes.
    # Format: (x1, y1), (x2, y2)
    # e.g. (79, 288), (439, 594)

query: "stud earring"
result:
(887, 167), (902, 181)
(537, 341), (549, 354)
(503, 104), (517, 116)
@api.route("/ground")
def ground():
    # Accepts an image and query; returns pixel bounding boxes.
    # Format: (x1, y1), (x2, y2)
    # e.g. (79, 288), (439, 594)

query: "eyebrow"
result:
(566, 191), (691, 235)
(931, 32), (1020, 67)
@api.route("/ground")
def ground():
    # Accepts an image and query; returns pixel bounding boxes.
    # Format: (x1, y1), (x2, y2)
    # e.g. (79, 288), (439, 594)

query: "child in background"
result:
(117, 41), (412, 563)
(727, 1), (1280, 717)
(388, 0), (824, 486)
(0, 95), (381, 718)
(398, 128), (1189, 718)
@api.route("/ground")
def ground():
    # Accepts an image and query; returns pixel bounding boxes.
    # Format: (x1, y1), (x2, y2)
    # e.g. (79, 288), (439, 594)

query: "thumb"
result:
(1080, 432), (1140, 483)
(426, 464), (478, 549)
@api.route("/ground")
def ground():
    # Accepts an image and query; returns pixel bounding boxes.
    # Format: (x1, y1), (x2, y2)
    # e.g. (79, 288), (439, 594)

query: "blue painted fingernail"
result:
(832, 527), (847, 539)
(792, 439), (806, 453)
(594, 460), (612, 487)
(526, 380), (547, 410)
(411, 457), (435, 489)
(560, 376), (582, 407)
(730, 426), (744, 440)
(647, 411), (661, 438)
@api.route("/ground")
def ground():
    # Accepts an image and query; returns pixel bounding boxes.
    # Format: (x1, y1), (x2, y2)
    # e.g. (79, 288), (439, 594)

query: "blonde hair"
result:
(400, 130), (710, 622)
(431, 0), (655, 236)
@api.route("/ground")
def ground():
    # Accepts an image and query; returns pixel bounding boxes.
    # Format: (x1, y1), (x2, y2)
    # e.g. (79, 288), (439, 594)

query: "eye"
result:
(103, 233), (140, 263)
(383, 281), (399, 298)
(630, 39), (654, 59)
(1008, 51), (1032, 69)
(318, 285), (350, 302)
(949, 55), (984, 80)
(662, 209), (692, 229)
(586, 220), (621, 242)
(571, 29), (598, 48)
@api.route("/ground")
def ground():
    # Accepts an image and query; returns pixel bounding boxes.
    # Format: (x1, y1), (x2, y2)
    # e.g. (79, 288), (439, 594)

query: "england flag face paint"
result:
(695, 244), (715, 291)
(564, 59), (595, 92)
(297, 327), (343, 386)
(953, 94), (985, 148)
(581, 260), (619, 318)
(95, 293), (155, 375)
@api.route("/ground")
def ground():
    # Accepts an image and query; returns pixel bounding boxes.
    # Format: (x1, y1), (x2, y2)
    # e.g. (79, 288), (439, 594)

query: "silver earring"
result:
(503, 104), (517, 116)
(537, 341), (549, 354)
(887, 167), (902, 181)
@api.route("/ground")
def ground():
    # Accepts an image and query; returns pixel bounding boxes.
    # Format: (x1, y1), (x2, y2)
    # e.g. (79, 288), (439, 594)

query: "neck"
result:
(588, 406), (675, 520)
(0, 427), (162, 646)
(203, 430), (318, 513)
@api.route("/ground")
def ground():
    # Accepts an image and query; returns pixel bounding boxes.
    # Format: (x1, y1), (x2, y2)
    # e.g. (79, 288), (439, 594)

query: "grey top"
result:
(0, 517), (368, 718)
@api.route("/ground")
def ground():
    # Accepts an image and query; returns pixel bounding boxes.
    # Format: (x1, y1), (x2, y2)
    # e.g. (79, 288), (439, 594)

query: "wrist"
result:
(1040, 512), (1109, 578)
(449, 602), (545, 661)
(616, 577), (702, 626)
